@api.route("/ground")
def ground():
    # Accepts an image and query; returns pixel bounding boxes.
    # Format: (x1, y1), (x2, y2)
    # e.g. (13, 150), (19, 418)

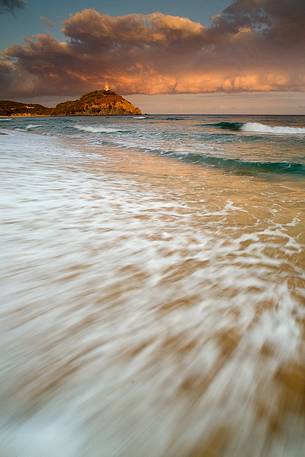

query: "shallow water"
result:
(3, 114), (305, 168)
(1, 118), (305, 456)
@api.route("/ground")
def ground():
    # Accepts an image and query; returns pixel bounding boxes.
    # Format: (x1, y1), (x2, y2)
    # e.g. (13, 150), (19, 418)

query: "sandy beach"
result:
(1, 121), (305, 456)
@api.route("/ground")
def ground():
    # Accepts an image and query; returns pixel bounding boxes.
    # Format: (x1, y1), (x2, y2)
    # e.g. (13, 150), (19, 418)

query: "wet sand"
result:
(0, 131), (305, 456)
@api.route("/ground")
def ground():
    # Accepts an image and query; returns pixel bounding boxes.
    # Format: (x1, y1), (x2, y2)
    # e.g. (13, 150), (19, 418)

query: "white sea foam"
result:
(133, 116), (147, 119)
(1, 417), (84, 457)
(74, 124), (123, 133)
(0, 118), (12, 121)
(242, 122), (305, 135)
(26, 124), (43, 130)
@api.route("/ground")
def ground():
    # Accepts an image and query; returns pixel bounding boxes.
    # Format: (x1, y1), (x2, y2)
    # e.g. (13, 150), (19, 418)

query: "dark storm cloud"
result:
(211, 0), (305, 38)
(0, 0), (25, 14)
(0, 0), (305, 98)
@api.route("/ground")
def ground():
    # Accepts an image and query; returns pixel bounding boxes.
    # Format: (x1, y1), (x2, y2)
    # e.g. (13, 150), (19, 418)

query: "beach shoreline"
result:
(1, 122), (305, 457)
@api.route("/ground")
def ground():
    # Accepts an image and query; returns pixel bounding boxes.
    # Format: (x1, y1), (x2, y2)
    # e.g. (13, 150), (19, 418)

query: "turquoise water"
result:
(2, 114), (305, 175)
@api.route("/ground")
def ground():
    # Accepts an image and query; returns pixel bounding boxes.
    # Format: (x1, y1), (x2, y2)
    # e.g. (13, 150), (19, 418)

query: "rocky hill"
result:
(53, 90), (142, 116)
(0, 100), (51, 117)
(0, 90), (142, 117)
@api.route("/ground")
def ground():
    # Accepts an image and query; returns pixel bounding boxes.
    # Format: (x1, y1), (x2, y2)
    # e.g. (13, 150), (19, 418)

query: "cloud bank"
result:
(1, 0), (305, 98)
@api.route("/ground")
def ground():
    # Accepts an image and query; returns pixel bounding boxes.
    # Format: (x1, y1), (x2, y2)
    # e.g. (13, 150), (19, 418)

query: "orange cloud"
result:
(0, 1), (304, 99)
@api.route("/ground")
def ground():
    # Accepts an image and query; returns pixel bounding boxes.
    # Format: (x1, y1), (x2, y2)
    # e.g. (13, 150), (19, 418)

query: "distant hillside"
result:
(0, 100), (51, 117)
(0, 90), (142, 117)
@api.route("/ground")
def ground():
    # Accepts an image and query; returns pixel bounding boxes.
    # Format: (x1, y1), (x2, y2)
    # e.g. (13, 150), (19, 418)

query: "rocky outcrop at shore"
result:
(0, 90), (142, 117)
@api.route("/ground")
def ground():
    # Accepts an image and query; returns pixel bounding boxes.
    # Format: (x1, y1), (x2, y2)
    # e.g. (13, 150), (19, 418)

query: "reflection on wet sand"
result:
(0, 131), (305, 457)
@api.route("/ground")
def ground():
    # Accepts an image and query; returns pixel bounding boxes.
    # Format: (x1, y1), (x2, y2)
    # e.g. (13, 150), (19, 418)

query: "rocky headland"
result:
(0, 90), (142, 117)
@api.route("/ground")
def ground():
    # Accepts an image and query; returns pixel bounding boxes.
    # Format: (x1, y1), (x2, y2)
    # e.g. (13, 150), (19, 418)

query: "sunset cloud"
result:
(0, 0), (304, 98)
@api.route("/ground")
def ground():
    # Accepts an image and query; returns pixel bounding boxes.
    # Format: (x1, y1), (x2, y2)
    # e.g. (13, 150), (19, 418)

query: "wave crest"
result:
(242, 122), (305, 135)
(211, 121), (305, 135)
(211, 121), (243, 131)
(74, 125), (123, 133)
(167, 151), (305, 175)
(26, 124), (43, 130)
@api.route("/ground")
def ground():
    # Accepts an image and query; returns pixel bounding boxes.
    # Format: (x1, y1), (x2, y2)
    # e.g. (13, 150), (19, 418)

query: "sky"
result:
(0, 0), (305, 113)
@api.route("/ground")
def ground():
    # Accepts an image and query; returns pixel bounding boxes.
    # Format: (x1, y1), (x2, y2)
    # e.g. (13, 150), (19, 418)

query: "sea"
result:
(1, 114), (305, 457)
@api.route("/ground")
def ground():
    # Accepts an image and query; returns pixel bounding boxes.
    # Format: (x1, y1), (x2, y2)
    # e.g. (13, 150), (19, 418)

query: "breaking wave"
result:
(210, 121), (305, 135)
(166, 151), (305, 175)
(208, 121), (243, 131)
(26, 124), (43, 130)
(74, 125), (124, 133)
